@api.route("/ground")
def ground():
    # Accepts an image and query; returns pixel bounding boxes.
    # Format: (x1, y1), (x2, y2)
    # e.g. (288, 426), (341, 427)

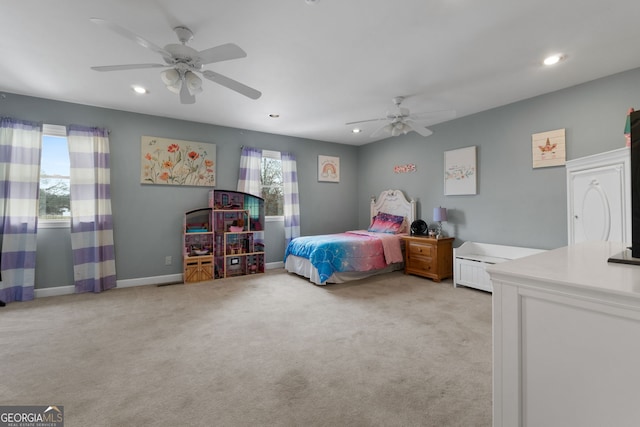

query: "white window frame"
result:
(39, 124), (70, 229)
(262, 150), (284, 223)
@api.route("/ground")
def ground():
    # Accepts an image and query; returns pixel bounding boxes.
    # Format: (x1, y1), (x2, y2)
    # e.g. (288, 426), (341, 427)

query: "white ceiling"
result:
(2, 0), (640, 145)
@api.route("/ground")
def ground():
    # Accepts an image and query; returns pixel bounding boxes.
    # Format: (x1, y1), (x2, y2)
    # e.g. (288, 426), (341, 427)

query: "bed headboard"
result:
(370, 189), (416, 230)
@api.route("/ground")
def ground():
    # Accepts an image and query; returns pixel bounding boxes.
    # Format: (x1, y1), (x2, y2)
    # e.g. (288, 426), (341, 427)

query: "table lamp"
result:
(433, 207), (447, 238)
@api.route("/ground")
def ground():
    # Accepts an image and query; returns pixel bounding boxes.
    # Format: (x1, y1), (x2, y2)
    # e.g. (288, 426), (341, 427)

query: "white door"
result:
(570, 167), (622, 242)
(566, 148), (630, 245)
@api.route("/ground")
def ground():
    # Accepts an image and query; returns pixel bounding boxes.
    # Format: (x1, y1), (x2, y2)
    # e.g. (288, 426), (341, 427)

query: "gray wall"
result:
(359, 67), (640, 250)
(2, 94), (358, 289)
(3, 66), (639, 289)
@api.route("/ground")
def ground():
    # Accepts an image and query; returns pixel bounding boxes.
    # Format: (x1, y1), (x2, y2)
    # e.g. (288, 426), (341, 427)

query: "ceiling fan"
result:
(346, 96), (456, 137)
(89, 18), (261, 104)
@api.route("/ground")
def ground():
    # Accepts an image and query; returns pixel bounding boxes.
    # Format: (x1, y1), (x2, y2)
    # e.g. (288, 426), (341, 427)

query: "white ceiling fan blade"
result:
(405, 120), (433, 137)
(370, 122), (391, 137)
(409, 109), (457, 122)
(91, 63), (166, 72)
(179, 80), (196, 104)
(201, 70), (261, 99)
(198, 43), (247, 64)
(345, 117), (387, 125)
(90, 18), (172, 59)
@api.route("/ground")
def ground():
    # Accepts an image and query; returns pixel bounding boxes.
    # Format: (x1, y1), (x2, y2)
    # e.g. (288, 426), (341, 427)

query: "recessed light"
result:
(352, 128), (362, 133)
(269, 114), (280, 118)
(543, 54), (565, 66)
(132, 85), (148, 94)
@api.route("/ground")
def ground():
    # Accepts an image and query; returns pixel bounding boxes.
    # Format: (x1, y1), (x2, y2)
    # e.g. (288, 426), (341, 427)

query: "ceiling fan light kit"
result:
(385, 121), (410, 136)
(90, 18), (261, 104)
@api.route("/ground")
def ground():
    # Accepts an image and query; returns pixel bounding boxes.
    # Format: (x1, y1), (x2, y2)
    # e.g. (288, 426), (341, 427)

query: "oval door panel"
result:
(580, 183), (611, 241)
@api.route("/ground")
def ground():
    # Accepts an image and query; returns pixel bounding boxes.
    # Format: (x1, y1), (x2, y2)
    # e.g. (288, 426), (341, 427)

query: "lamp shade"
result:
(161, 68), (180, 86)
(433, 207), (447, 222)
(161, 69), (182, 94)
(184, 71), (203, 95)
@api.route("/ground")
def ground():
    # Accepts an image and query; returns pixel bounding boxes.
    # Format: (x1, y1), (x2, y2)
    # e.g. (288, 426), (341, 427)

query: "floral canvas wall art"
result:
(141, 136), (216, 186)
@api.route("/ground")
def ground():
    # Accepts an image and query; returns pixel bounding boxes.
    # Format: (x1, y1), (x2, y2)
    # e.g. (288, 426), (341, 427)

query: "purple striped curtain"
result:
(237, 146), (262, 197)
(282, 152), (300, 245)
(0, 117), (42, 303)
(67, 125), (116, 293)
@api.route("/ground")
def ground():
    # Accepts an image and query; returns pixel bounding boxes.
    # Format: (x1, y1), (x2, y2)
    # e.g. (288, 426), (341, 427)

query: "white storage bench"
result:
(454, 241), (546, 292)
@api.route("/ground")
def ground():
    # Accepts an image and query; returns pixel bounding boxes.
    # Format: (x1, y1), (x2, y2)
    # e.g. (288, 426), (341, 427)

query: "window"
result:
(261, 150), (284, 217)
(39, 124), (70, 228)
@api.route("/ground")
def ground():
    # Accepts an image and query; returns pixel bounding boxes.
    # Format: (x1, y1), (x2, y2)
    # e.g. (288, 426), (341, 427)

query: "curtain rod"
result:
(43, 123), (110, 135)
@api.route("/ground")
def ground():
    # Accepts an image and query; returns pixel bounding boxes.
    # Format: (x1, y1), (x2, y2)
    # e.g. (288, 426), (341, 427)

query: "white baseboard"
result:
(34, 263), (283, 298)
(266, 261), (284, 270)
(34, 285), (75, 298)
(117, 273), (184, 289)
(34, 274), (183, 298)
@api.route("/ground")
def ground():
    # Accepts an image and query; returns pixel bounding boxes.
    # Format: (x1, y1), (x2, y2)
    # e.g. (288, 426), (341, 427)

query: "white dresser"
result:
(488, 241), (640, 427)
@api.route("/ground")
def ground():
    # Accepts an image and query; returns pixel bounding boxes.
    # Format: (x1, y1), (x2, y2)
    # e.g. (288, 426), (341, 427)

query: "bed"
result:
(284, 189), (416, 285)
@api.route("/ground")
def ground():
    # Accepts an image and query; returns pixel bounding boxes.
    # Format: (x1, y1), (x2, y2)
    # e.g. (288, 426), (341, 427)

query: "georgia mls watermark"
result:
(0, 405), (63, 427)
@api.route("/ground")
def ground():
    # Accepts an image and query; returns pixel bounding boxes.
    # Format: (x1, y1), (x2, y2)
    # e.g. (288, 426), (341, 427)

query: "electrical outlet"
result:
(165, 256), (172, 266)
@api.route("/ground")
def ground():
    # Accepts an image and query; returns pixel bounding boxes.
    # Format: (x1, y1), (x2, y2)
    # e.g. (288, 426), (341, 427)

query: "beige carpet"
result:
(0, 269), (492, 427)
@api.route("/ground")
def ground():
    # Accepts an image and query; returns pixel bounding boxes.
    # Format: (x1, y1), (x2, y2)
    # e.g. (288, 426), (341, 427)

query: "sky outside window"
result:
(41, 135), (70, 177)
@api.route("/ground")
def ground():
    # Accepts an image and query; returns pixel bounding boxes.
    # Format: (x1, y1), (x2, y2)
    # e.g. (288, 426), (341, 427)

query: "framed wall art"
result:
(532, 128), (566, 168)
(318, 155), (340, 183)
(141, 136), (216, 186)
(444, 146), (477, 195)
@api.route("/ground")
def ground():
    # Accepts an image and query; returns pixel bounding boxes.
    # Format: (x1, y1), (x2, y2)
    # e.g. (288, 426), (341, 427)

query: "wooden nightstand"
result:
(401, 236), (454, 282)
